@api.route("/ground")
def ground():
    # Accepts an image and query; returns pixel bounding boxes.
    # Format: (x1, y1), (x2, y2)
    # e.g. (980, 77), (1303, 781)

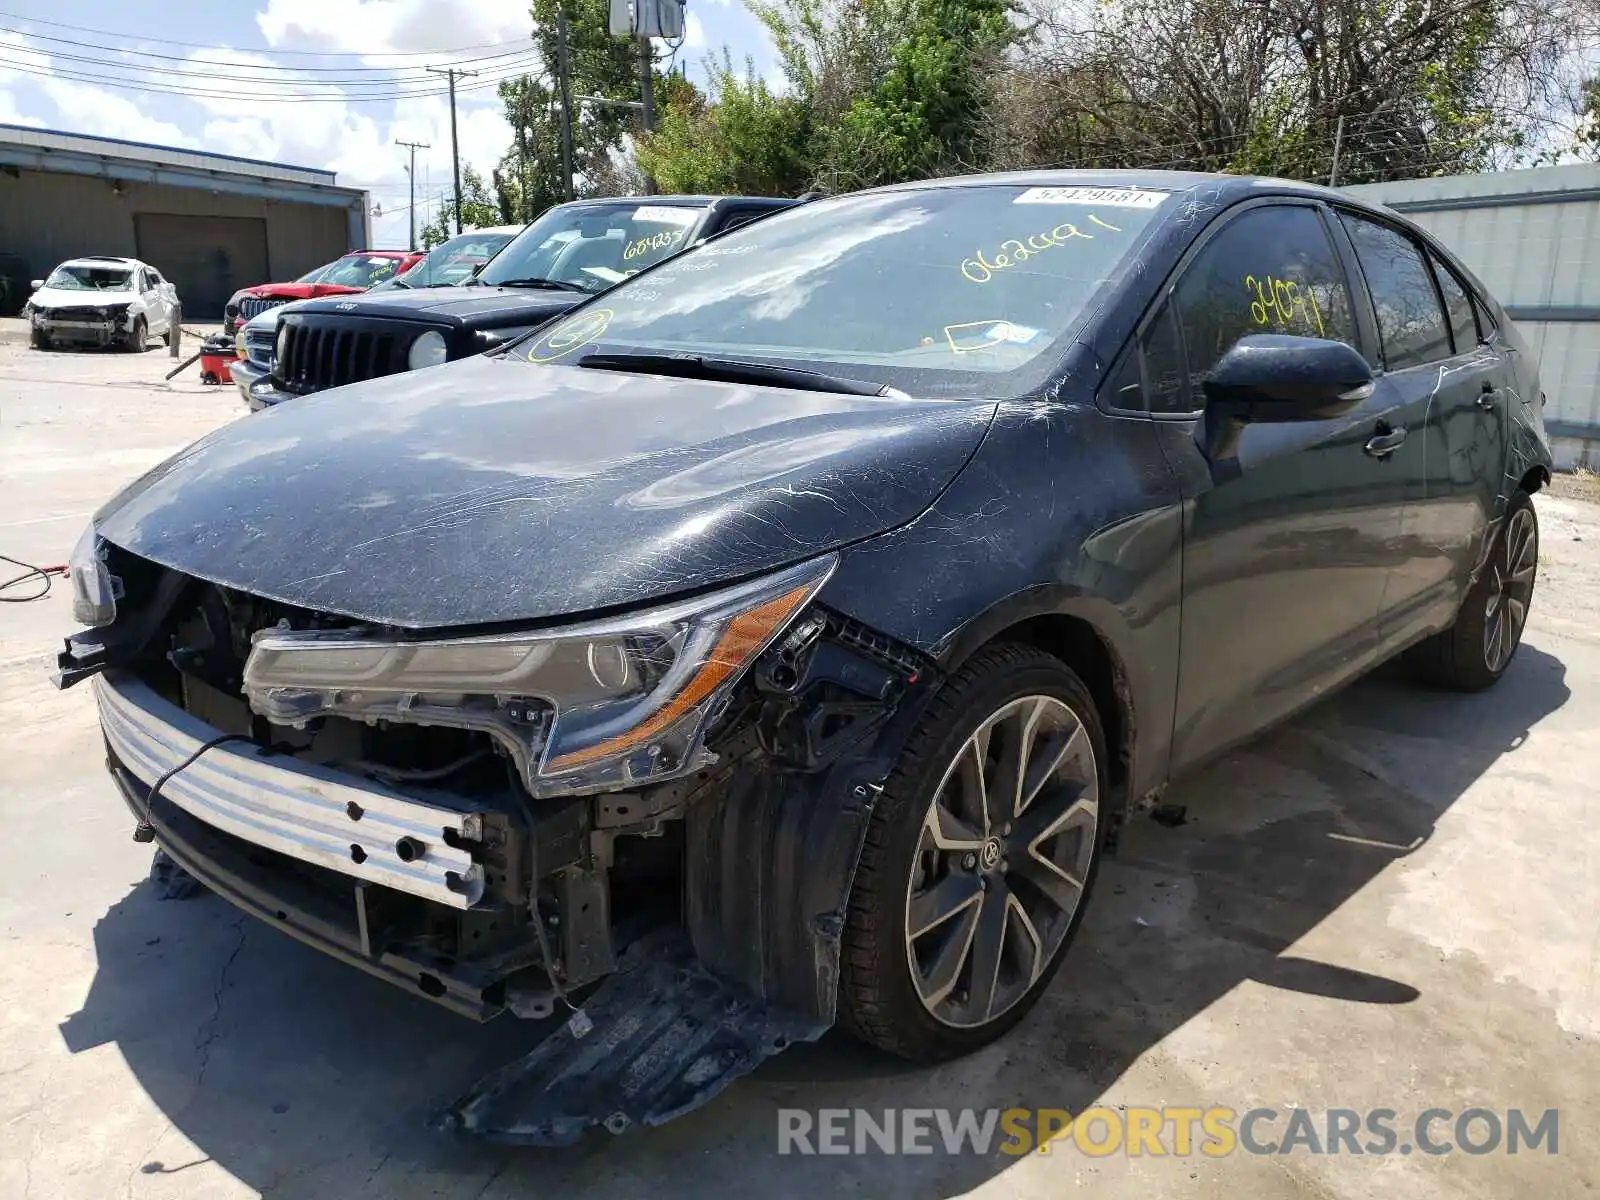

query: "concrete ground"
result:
(1, 341), (1597, 1198)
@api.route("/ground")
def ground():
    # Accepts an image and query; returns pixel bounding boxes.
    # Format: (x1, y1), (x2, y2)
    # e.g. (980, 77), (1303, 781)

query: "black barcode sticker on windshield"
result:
(1013, 187), (1165, 208)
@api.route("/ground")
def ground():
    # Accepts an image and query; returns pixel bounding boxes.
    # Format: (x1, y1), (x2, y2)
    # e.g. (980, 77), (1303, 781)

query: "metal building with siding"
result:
(1345, 164), (1600, 469)
(0, 124), (370, 318)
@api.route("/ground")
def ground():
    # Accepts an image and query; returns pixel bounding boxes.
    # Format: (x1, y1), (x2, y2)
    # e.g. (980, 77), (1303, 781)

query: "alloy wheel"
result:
(1483, 506), (1537, 673)
(904, 694), (1098, 1029)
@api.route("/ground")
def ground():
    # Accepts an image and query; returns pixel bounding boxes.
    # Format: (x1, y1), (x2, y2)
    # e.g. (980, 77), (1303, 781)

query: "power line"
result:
(0, 9), (532, 58)
(0, 36), (543, 87)
(1, 57), (542, 103)
(0, 25), (539, 74)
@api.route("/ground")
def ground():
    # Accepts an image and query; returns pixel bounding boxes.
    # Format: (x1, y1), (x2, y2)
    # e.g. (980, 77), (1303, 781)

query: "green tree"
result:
(497, 0), (679, 218)
(818, 0), (1014, 189)
(419, 166), (505, 248)
(637, 54), (813, 194)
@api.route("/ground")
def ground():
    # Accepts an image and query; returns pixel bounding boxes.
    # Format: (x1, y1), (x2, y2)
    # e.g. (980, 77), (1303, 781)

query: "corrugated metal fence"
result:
(1345, 164), (1600, 470)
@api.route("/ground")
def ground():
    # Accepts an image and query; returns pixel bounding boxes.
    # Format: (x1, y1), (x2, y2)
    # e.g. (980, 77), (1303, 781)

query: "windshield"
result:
(389, 231), (517, 289)
(45, 265), (133, 292)
(477, 202), (705, 293)
(296, 261), (336, 284)
(516, 184), (1169, 396)
(320, 254), (403, 288)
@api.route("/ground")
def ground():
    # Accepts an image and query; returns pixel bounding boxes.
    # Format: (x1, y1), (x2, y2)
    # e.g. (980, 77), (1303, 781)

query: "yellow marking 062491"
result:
(961, 221), (1096, 284)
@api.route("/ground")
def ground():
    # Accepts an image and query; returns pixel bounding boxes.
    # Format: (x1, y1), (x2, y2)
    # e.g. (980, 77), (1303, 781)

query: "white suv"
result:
(26, 257), (180, 351)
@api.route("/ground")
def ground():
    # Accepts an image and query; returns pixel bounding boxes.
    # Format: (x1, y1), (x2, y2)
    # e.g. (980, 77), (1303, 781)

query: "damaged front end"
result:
(57, 536), (933, 1144)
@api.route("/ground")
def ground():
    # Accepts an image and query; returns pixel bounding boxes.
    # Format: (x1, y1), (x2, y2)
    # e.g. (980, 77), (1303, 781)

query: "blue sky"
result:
(0, 0), (781, 247)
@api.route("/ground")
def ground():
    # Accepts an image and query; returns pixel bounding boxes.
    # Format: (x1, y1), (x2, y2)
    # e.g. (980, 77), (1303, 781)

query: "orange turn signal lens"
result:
(543, 581), (816, 772)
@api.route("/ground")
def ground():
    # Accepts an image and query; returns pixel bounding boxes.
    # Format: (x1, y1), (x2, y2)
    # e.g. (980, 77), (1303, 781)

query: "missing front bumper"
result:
(94, 672), (486, 907)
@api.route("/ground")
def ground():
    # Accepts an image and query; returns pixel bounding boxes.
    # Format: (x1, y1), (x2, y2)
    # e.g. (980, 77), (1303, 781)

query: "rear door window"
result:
(1429, 256), (1478, 355)
(1338, 214), (1452, 370)
(1173, 204), (1357, 407)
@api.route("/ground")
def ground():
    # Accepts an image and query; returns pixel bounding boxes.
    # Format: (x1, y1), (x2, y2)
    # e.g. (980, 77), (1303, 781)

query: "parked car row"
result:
(55, 171), (1554, 1147)
(221, 249), (426, 336)
(228, 197), (793, 408)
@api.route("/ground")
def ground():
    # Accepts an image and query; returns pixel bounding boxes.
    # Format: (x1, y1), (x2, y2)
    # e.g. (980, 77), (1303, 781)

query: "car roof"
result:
(558, 194), (797, 210)
(863, 168), (1359, 205)
(58, 256), (140, 268)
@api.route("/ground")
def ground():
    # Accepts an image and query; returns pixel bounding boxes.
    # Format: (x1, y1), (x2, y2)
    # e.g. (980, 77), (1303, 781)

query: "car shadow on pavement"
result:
(59, 643), (1570, 1198)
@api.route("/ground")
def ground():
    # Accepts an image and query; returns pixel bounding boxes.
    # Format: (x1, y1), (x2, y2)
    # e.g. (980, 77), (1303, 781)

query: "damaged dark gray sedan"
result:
(56, 170), (1554, 1144)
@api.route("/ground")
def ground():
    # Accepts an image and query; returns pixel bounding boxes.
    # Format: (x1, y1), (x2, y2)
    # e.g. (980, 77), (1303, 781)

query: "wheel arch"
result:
(936, 590), (1140, 827)
(1518, 464), (1550, 495)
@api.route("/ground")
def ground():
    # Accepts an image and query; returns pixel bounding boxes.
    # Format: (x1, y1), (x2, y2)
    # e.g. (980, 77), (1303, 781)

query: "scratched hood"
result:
(94, 354), (996, 628)
(292, 286), (580, 327)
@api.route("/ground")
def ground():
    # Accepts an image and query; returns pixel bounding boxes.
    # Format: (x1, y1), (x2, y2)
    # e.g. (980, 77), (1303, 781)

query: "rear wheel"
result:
(839, 644), (1107, 1062)
(1409, 490), (1539, 690)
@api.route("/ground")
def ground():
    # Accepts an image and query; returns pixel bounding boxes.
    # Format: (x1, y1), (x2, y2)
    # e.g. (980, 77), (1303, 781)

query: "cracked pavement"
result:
(2, 340), (1598, 1198)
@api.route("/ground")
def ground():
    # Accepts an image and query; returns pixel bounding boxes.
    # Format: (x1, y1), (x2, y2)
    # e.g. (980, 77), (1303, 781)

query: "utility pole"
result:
(638, 37), (655, 131)
(1328, 115), (1346, 188)
(427, 66), (479, 233)
(395, 139), (430, 250)
(637, 36), (656, 195)
(555, 9), (575, 202)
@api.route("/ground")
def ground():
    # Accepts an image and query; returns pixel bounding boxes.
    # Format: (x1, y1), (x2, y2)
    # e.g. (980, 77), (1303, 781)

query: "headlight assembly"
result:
(68, 524), (122, 627)
(235, 329), (249, 359)
(241, 555), (836, 797)
(407, 329), (449, 370)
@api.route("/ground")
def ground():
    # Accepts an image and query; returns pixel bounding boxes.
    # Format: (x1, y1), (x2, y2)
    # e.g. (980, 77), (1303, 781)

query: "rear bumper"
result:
(94, 671), (485, 907)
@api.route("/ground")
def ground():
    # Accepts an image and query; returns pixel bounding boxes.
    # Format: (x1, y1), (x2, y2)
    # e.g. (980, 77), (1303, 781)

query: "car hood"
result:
(292, 286), (582, 327)
(94, 354), (997, 628)
(242, 283), (366, 301)
(30, 286), (137, 308)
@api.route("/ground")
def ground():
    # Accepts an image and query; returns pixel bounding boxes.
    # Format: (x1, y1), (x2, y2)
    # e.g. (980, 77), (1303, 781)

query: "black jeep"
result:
(244, 195), (796, 411)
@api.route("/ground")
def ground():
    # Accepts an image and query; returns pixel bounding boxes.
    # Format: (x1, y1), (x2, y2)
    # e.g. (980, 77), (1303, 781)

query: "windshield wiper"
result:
(487, 276), (588, 293)
(575, 352), (891, 397)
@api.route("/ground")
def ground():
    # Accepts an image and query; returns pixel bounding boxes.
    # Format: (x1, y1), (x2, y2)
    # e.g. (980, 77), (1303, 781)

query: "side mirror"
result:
(30, 279), (43, 290)
(1202, 334), (1374, 421)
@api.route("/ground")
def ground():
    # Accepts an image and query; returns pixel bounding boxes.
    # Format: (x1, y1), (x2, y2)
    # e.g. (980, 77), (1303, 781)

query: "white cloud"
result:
(255, 0), (532, 55)
(683, 11), (707, 48)
(0, 11), (526, 252)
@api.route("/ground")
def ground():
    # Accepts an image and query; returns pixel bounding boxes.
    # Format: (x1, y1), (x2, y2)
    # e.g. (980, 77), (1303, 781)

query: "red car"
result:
(222, 250), (424, 334)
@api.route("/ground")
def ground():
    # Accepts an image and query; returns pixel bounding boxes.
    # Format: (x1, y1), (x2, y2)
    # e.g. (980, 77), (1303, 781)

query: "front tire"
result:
(1409, 490), (1539, 690)
(29, 326), (50, 350)
(839, 643), (1107, 1062)
(123, 316), (147, 352)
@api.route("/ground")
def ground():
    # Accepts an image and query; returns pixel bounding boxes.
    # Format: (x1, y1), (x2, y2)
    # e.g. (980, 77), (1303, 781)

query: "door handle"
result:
(1477, 381), (1500, 410)
(1364, 425), (1408, 458)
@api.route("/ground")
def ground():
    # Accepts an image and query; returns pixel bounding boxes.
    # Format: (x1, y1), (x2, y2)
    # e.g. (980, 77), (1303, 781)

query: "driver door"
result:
(1151, 201), (1409, 772)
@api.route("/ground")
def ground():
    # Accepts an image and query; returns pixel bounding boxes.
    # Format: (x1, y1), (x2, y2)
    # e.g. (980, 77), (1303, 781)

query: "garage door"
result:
(133, 213), (269, 319)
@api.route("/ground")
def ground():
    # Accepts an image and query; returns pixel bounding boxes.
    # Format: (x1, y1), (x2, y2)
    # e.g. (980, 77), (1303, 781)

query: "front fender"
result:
(684, 676), (939, 1021)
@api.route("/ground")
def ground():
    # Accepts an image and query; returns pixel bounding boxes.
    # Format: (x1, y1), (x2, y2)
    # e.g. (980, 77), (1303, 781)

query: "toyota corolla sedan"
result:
(55, 171), (1552, 1144)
